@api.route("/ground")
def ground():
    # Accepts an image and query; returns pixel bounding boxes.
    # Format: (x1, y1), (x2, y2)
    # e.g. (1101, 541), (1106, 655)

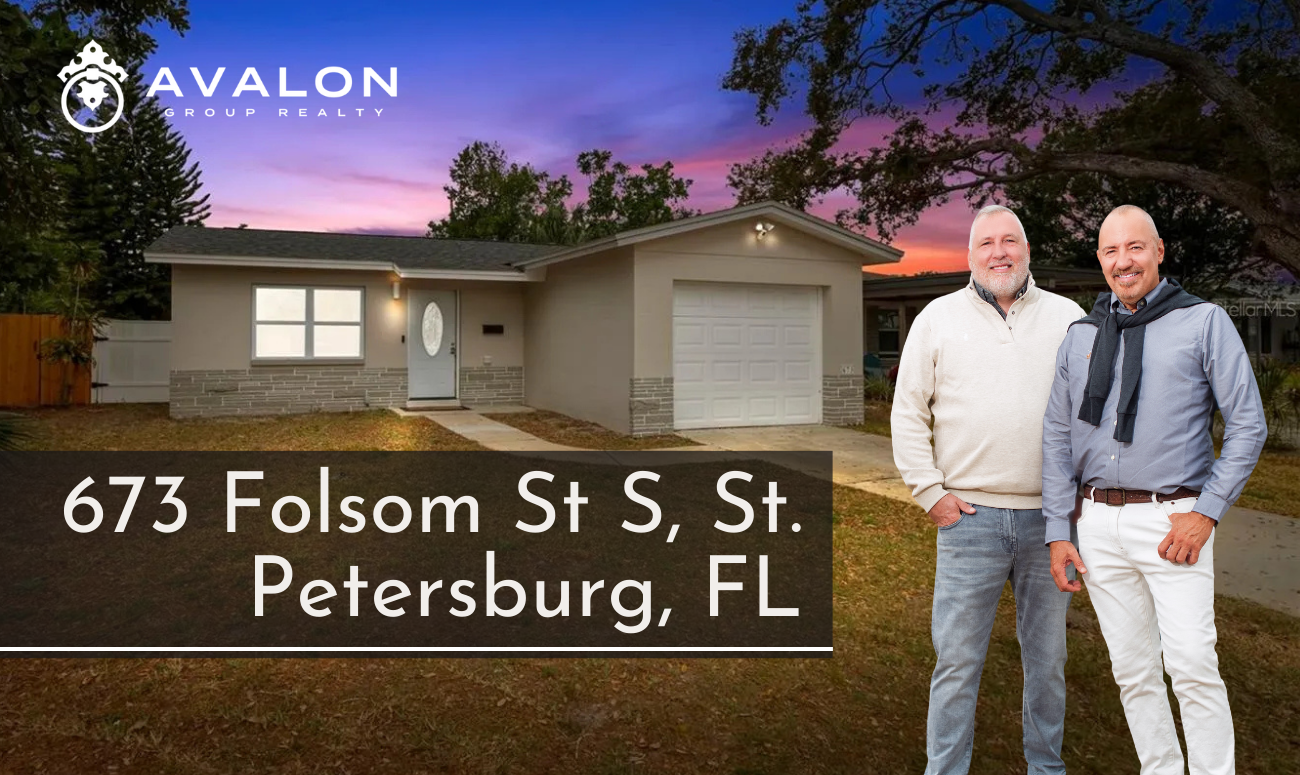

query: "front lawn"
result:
(483, 408), (698, 450)
(1233, 448), (1300, 517)
(2, 405), (1296, 773)
(0, 485), (1296, 773)
(13, 404), (483, 451)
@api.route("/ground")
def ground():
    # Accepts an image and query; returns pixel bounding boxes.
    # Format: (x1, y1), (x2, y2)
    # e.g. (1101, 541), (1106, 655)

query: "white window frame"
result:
(251, 284), (366, 362)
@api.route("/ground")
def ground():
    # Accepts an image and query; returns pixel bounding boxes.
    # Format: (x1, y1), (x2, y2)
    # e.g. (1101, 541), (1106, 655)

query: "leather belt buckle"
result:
(1106, 488), (1125, 506)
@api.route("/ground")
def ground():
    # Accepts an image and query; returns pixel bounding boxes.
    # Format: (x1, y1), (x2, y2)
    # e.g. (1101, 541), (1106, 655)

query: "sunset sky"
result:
(141, 0), (977, 274)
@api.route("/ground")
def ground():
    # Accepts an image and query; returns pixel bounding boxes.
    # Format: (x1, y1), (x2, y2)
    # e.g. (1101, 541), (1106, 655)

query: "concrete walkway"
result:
(409, 409), (580, 452)
(682, 425), (1300, 618)
(680, 425), (914, 502)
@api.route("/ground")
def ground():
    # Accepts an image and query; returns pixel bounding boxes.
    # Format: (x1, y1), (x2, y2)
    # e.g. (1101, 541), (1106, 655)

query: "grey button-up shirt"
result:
(1041, 278), (1267, 544)
(972, 276), (1029, 319)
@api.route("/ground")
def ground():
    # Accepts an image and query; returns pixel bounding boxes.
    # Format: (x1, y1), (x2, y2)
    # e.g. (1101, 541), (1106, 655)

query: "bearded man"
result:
(892, 205), (1087, 775)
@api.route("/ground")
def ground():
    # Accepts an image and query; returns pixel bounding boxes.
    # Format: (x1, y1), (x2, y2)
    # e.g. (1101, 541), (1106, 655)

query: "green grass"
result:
(13, 403), (483, 451)
(1235, 448), (1300, 518)
(483, 408), (698, 450)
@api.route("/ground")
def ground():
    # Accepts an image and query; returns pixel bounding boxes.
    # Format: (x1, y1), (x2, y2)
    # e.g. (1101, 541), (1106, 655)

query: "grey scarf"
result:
(1071, 278), (1207, 442)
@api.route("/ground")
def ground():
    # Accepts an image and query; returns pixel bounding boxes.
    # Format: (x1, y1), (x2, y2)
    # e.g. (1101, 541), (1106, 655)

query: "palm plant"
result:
(41, 252), (105, 405)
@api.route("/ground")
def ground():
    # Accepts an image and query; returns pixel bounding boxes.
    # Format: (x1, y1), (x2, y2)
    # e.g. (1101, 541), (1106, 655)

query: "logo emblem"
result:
(58, 40), (127, 134)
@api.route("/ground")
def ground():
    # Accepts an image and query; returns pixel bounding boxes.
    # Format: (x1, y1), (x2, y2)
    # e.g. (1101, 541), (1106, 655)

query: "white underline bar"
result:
(2, 646), (832, 653)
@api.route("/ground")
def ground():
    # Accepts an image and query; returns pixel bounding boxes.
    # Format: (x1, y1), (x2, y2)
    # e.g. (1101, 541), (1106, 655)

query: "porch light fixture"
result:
(755, 221), (775, 239)
(391, 280), (401, 299)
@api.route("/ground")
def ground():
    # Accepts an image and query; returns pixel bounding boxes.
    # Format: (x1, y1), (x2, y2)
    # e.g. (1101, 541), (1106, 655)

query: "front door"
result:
(407, 289), (457, 399)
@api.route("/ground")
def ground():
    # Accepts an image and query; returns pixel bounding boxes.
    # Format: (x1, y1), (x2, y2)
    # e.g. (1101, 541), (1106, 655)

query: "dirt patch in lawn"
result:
(483, 409), (698, 450)
(14, 404), (483, 451)
(0, 487), (1296, 774)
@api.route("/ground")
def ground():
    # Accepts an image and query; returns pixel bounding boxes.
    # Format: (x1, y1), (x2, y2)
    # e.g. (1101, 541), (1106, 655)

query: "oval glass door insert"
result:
(421, 302), (444, 357)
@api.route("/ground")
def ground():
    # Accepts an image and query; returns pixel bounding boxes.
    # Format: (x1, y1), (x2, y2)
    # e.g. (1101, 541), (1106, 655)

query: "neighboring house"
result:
(1216, 285), (1300, 362)
(145, 201), (902, 434)
(862, 266), (1106, 366)
(862, 265), (1300, 366)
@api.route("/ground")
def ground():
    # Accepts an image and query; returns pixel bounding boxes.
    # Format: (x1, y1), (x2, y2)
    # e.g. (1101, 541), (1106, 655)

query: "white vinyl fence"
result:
(92, 319), (171, 403)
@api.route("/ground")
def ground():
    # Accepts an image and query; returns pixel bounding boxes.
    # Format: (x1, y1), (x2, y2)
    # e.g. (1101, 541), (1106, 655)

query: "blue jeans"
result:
(926, 505), (1073, 775)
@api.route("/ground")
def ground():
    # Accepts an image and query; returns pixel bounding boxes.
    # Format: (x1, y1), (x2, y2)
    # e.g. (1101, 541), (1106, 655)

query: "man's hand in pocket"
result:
(929, 493), (976, 528)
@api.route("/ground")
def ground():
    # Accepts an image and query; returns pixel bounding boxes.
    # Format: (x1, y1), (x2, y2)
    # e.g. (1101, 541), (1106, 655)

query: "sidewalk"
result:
(682, 425), (1300, 618)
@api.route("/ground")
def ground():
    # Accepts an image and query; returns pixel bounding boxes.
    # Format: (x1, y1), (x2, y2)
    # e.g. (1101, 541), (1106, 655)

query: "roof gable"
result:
(514, 201), (903, 268)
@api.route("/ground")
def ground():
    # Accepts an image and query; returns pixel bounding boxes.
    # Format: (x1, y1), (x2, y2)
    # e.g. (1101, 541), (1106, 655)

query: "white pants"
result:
(1077, 496), (1234, 775)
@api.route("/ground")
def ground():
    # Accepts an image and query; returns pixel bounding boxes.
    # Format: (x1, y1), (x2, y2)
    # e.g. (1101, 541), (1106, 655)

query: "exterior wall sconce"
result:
(391, 281), (401, 299)
(755, 221), (775, 239)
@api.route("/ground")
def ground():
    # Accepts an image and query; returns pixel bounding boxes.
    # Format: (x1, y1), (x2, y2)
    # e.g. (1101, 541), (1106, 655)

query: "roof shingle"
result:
(146, 226), (559, 271)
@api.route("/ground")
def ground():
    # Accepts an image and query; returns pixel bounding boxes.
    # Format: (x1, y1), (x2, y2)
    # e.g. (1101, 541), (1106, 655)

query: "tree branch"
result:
(989, 0), (1297, 174)
(1285, 0), (1300, 33)
(1036, 151), (1272, 220)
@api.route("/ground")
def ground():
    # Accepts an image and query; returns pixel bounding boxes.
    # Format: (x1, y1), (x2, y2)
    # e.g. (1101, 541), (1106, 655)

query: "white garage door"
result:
(673, 282), (821, 429)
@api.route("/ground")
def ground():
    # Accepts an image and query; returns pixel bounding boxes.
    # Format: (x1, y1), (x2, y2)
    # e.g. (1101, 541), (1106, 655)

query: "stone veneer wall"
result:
(821, 374), (865, 426)
(170, 367), (407, 418)
(458, 365), (525, 406)
(629, 376), (674, 436)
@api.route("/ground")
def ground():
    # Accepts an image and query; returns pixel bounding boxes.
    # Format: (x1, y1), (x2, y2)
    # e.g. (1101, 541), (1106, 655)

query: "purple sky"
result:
(143, 0), (976, 274)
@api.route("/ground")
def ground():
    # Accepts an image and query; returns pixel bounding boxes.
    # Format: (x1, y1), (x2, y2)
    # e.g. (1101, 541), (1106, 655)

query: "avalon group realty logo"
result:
(58, 40), (128, 133)
(57, 39), (398, 133)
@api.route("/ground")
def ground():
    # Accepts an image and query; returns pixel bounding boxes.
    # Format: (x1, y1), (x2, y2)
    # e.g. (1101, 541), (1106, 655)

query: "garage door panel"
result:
(674, 398), (707, 424)
(782, 292), (815, 314)
(710, 397), (745, 422)
(750, 325), (778, 347)
(783, 395), (815, 420)
(783, 360), (814, 382)
(711, 361), (743, 383)
(675, 322), (706, 347)
(783, 324), (812, 346)
(747, 396), (779, 422)
(672, 283), (822, 430)
(674, 286), (708, 313)
(712, 324), (744, 346)
(747, 361), (778, 383)
(675, 360), (706, 384)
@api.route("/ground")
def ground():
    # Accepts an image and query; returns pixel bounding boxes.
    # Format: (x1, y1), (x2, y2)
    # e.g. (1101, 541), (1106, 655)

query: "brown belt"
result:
(1084, 486), (1201, 506)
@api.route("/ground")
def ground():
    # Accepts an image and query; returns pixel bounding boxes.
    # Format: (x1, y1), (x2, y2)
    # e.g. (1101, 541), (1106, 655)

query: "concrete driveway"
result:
(679, 424), (1300, 618)
(678, 425), (914, 503)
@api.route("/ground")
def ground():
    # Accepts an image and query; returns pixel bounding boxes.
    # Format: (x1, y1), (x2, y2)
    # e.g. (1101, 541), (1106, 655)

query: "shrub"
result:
(1216, 358), (1300, 450)
(864, 376), (895, 403)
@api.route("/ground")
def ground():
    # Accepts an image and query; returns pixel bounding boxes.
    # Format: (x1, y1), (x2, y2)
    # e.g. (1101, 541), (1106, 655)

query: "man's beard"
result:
(972, 261), (1029, 297)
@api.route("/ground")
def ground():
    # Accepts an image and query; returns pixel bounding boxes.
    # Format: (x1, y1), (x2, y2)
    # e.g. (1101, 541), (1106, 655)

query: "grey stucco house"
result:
(145, 201), (902, 435)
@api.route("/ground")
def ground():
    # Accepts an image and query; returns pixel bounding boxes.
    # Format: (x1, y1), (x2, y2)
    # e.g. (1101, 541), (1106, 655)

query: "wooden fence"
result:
(0, 314), (92, 407)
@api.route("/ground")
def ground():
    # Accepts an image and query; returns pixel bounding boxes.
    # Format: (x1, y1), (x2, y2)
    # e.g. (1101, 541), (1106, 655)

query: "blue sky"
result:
(135, 0), (990, 272)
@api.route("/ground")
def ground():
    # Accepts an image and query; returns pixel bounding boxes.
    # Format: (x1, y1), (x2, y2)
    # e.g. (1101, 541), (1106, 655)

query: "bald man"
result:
(1041, 205), (1267, 775)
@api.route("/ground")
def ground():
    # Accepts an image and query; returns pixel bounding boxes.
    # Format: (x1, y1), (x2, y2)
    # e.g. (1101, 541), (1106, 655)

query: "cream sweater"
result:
(891, 276), (1087, 512)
